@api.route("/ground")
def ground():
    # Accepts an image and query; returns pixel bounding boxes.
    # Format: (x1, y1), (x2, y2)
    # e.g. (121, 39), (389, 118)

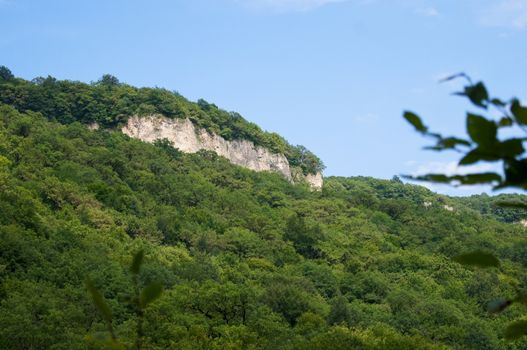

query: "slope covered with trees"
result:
(1, 70), (527, 349)
(0, 67), (323, 175)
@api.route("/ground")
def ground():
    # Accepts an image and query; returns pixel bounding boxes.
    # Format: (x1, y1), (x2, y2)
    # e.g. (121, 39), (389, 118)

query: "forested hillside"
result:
(0, 67), (323, 176)
(1, 70), (527, 349)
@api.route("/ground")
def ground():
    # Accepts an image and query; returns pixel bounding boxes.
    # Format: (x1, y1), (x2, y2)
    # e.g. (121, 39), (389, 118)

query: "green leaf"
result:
(453, 251), (500, 268)
(403, 111), (428, 133)
(504, 159), (527, 188)
(441, 137), (471, 148)
(426, 137), (471, 151)
(130, 250), (144, 275)
(407, 174), (451, 183)
(505, 320), (527, 341)
(491, 98), (507, 107)
(140, 281), (163, 308)
(452, 172), (501, 185)
(498, 117), (513, 127)
(463, 82), (489, 108)
(458, 139), (523, 166)
(459, 148), (499, 165)
(459, 151), (480, 165)
(466, 113), (497, 148)
(487, 298), (512, 313)
(408, 172), (501, 186)
(511, 100), (527, 125)
(85, 278), (112, 323)
(499, 138), (525, 158)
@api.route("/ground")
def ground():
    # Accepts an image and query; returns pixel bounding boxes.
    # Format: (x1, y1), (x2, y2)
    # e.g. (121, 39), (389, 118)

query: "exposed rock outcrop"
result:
(121, 115), (323, 189)
(443, 205), (454, 212)
(304, 172), (324, 190)
(87, 122), (99, 131)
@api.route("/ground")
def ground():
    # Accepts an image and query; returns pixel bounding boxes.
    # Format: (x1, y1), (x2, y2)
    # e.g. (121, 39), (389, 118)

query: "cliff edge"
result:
(121, 115), (323, 189)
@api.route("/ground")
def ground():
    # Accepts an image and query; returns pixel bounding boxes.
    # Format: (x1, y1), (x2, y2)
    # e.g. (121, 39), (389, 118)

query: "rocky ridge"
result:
(120, 115), (323, 189)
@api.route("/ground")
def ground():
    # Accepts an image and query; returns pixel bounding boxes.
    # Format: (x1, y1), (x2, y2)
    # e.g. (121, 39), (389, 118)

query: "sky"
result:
(1, 0), (527, 196)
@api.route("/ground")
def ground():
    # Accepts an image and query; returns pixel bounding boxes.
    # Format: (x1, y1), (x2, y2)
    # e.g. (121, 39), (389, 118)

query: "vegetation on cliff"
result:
(0, 67), (324, 175)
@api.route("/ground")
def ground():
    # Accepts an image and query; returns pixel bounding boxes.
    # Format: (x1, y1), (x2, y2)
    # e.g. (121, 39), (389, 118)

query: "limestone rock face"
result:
(121, 115), (323, 189)
(87, 122), (99, 131)
(304, 172), (323, 190)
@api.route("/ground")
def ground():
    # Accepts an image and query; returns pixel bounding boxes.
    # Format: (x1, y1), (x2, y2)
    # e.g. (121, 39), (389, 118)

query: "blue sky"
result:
(1, 0), (527, 195)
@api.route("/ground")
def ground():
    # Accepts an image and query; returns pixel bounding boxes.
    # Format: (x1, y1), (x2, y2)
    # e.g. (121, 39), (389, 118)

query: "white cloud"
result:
(235, 0), (350, 12)
(405, 160), (503, 195)
(414, 181), (492, 196)
(412, 160), (499, 177)
(412, 160), (500, 191)
(480, 0), (527, 30)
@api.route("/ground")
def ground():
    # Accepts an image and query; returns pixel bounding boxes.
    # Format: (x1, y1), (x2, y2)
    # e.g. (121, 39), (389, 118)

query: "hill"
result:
(0, 68), (324, 179)
(1, 68), (527, 349)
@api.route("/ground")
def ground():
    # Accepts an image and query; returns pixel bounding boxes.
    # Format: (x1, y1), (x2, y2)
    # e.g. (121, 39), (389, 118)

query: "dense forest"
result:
(0, 67), (323, 176)
(2, 68), (527, 349)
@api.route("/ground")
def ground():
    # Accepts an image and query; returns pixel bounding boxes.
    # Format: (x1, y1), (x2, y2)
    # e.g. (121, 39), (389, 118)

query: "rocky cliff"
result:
(121, 115), (323, 189)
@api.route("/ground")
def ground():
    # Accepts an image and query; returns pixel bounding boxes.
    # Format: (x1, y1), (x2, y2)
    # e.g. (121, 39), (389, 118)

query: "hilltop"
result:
(0, 67), (324, 188)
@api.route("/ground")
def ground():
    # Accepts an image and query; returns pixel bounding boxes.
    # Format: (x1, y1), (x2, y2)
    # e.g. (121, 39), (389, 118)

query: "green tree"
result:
(284, 214), (323, 259)
(0, 66), (14, 82)
(97, 74), (120, 87)
(327, 295), (352, 326)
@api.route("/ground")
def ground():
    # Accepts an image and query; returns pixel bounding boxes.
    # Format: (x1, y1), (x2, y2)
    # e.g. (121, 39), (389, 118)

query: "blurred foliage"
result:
(404, 73), (527, 190)
(404, 74), (527, 341)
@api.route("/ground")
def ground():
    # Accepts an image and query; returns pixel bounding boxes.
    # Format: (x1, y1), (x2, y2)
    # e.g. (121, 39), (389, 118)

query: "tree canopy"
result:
(0, 66), (324, 175)
(0, 70), (526, 348)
